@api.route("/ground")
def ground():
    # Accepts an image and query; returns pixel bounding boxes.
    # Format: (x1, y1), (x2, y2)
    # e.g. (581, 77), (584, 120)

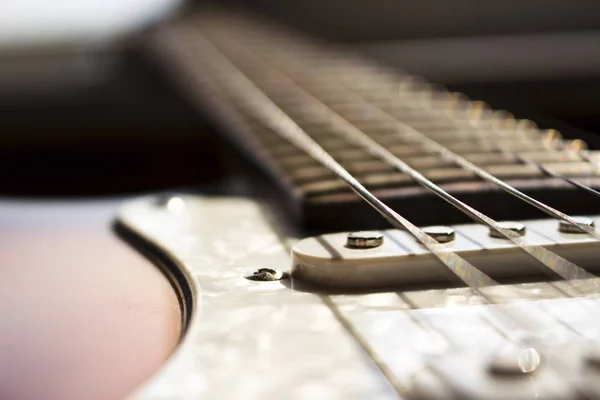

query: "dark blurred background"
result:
(2, 0), (600, 196)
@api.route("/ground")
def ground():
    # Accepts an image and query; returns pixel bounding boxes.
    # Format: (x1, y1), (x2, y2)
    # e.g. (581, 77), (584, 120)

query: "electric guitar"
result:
(5, 6), (600, 400)
(123, 8), (600, 399)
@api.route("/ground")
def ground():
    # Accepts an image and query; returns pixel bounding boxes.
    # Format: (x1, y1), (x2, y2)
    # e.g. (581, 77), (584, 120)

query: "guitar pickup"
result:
(291, 217), (600, 288)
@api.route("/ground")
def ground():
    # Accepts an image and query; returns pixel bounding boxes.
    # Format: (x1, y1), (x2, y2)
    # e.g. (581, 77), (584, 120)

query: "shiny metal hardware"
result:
(422, 226), (455, 243)
(487, 348), (541, 376)
(559, 217), (595, 234)
(489, 221), (526, 239)
(245, 268), (288, 281)
(346, 231), (384, 249)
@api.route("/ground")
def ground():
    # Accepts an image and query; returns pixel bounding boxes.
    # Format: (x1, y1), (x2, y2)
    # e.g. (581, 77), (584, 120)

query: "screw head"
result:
(489, 221), (526, 239)
(422, 226), (455, 243)
(559, 217), (595, 234)
(488, 348), (541, 376)
(346, 231), (384, 249)
(245, 268), (288, 281)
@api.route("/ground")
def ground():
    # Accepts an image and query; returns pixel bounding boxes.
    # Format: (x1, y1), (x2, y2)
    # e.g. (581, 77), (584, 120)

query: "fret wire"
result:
(173, 25), (572, 341)
(208, 29), (600, 298)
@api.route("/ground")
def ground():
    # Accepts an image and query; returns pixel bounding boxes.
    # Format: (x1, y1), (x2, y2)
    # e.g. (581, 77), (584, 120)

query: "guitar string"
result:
(540, 167), (600, 199)
(168, 23), (600, 350)
(204, 27), (600, 301)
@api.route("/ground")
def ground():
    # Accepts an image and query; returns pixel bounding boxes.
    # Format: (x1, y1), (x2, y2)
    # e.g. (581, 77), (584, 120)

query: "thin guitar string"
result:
(205, 28), (600, 301)
(540, 166), (600, 198)
(167, 23), (597, 349)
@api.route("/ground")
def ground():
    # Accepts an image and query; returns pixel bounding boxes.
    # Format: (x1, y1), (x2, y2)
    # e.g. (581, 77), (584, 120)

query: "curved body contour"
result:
(0, 199), (182, 400)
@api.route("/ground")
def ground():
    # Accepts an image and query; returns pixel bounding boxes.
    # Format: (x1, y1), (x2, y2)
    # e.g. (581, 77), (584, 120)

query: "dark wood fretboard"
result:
(151, 9), (600, 231)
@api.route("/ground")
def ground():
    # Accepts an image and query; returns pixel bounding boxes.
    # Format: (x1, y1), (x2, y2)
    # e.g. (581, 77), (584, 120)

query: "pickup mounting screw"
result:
(489, 221), (526, 239)
(423, 226), (455, 243)
(346, 231), (384, 249)
(559, 217), (595, 234)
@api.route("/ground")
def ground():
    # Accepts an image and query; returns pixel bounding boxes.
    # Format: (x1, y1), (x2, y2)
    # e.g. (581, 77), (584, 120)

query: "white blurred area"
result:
(0, 0), (183, 51)
(0, 0), (182, 95)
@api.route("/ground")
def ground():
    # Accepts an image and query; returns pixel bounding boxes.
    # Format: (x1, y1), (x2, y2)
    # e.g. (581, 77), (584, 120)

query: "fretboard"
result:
(151, 9), (600, 231)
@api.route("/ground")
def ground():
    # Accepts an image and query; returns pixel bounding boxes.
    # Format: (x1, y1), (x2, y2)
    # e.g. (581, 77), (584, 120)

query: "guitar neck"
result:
(150, 9), (600, 231)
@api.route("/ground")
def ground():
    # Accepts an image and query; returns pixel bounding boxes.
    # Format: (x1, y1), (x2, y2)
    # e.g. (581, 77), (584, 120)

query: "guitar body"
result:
(4, 3), (600, 399)
(0, 199), (182, 400)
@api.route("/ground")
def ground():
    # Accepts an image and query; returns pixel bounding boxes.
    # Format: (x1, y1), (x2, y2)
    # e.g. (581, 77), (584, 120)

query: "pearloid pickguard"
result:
(119, 195), (600, 399)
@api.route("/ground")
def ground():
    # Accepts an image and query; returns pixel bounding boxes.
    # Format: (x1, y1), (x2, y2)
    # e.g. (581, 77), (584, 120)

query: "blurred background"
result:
(3, 0), (600, 196)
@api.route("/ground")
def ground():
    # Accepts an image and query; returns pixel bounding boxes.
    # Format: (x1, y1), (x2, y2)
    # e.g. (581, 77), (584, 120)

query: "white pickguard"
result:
(118, 195), (600, 399)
